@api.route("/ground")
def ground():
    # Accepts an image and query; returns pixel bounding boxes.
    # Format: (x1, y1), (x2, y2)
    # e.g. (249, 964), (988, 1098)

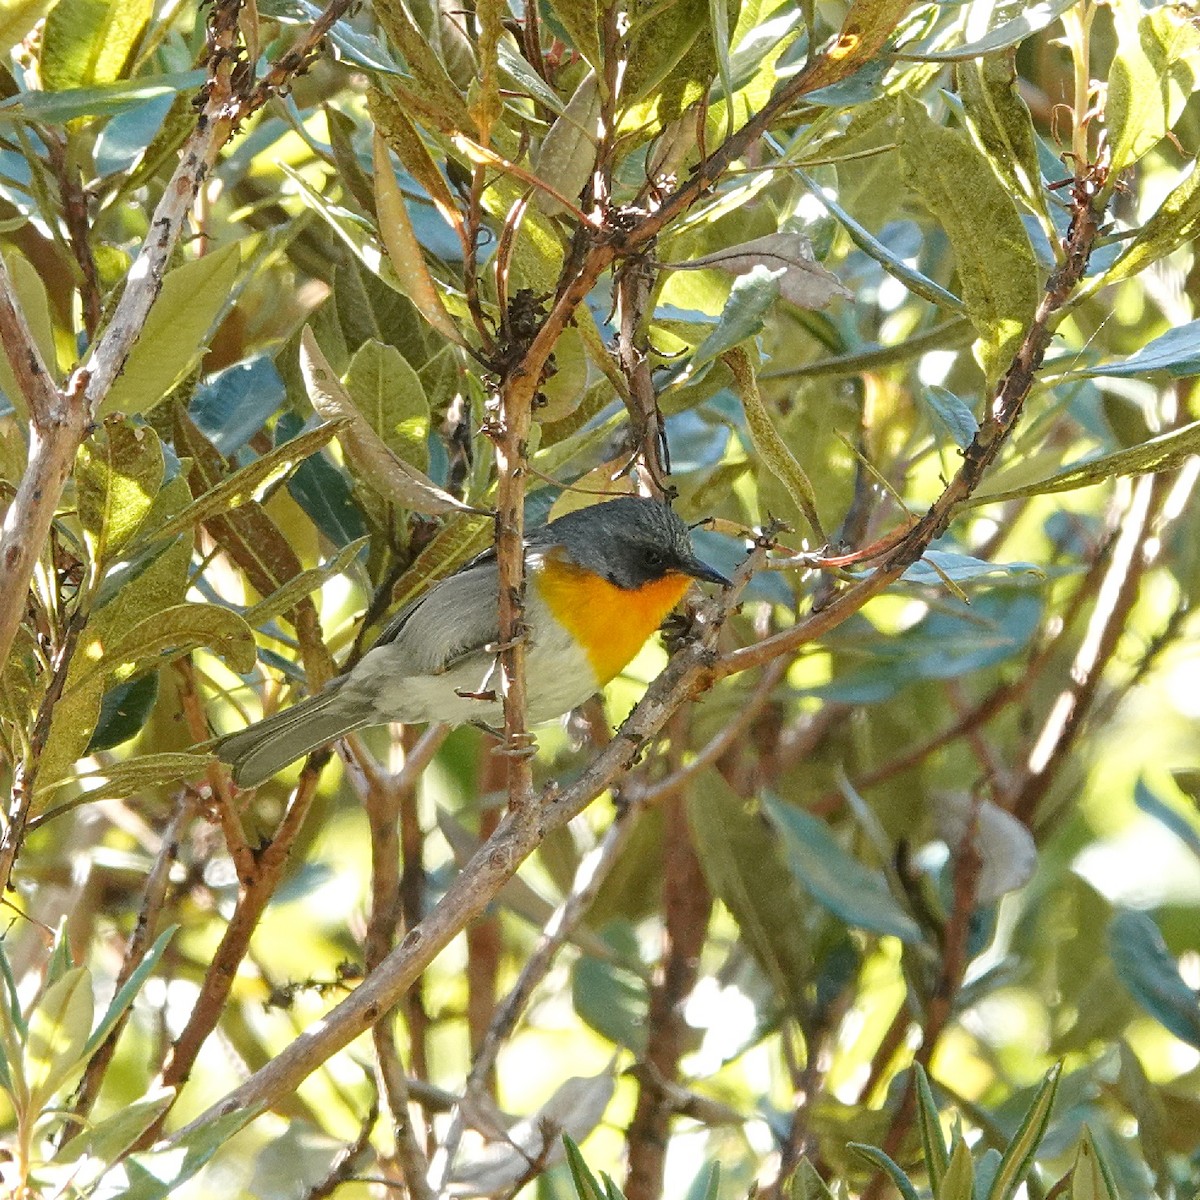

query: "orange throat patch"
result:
(534, 554), (693, 686)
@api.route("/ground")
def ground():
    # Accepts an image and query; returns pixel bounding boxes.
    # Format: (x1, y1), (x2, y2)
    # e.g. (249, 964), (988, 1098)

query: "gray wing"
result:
(369, 553), (503, 677)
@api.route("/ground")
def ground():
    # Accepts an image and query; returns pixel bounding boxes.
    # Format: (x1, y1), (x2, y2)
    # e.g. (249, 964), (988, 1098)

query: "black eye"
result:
(643, 547), (666, 569)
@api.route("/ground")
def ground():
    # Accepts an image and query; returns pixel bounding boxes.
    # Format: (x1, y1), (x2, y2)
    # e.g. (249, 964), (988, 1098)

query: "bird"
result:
(215, 496), (729, 787)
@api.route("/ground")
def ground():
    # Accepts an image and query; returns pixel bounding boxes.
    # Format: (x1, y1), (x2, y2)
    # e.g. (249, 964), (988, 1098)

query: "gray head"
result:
(541, 496), (729, 590)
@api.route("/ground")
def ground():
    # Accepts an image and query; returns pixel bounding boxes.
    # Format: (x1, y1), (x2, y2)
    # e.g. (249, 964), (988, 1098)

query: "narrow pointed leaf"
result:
(985, 1062), (1062, 1200)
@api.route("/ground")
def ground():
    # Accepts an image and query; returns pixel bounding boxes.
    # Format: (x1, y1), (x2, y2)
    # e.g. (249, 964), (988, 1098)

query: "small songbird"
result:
(216, 496), (729, 787)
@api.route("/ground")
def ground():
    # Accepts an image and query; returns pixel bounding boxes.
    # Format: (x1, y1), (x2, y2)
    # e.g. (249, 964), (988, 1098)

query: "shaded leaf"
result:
(1109, 910), (1200, 1049)
(789, 1158), (836, 1200)
(189, 355), (287, 455)
(764, 795), (922, 941)
(688, 771), (812, 1016)
(0, 70), (206, 124)
(1134, 778), (1200, 864)
(848, 1145), (921, 1200)
(41, 752), (211, 803)
(921, 385), (980, 449)
(899, 96), (1039, 382)
(87, 673), (159, 752)
(915, 1064), (949, 1192)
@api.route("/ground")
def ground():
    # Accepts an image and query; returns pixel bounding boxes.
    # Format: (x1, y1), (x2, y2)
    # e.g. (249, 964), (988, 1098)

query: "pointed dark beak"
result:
(679, 554), (731, 587)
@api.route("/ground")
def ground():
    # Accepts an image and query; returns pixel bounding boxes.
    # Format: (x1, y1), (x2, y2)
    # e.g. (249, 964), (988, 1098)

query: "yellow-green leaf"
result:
(41, 0), (152, 91)
(76, 416), (164, 571)
(25, 967), (93, 1110)
(899, 96), (1038, 383)
(101, 242), (242, 417)
(0, 250), (56, 416)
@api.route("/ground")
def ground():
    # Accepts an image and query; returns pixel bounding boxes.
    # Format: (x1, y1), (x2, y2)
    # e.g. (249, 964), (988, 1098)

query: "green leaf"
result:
(915, 1064), (949, 1192)
(899, 96), (1039, 383)
(243, 537), (370, 629)
(897, 0), (1076, 61)
(848, 1145), (921, 1200)
(94, 1106), (260, 1200)
(939, 1136), (974, 1200)
(957, 51), (1050, 226)
(63, 605), (256, 702)
(1105, 157), (1200, 286)
(764, 795), (923, 942)
(789, 1158), (836, 1200)
(139, 421), (346, 550)
(563, 1134), (607, 1200)
(572, 941), (649, 1053)
(1080, 318), (1200, 379)
(0, 251), (56, 416)
(532, 70), (602, 217)
(1134, 778), (1200, 864)
(83, 926), (177, 1059)
(59, 1086), (176, 1166)
(902, 551), (1043, 586)
(1109, 910), (1200, 1049)
(25, 967), (94, 1110)
(0, 70), (205, 123)
(101, 242), (243, 417)
(547, 0), (603, 70)
(724, 345), (825, 541)
(76, 417), (165, 571)
(41, 0), (152, 90)
(969, 417), (1200, 504)
(691, 265), (781, 371)
(88, 674), (160, 752)
(0, 0), (55, 61)
(344, 339), (429, 470)
(41, 752), (212, 803)
(688, 772), (813, 1015)
(1107, 3), (1200, 175)
(986, 1062), (1061, 1200)
(794, 168), (965, 314)
(921, 385), (979, 449)
(1070, 1127), (1121, 1200)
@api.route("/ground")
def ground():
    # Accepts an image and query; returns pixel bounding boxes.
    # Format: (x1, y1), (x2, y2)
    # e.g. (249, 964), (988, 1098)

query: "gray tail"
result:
(215, 686), (374, 788)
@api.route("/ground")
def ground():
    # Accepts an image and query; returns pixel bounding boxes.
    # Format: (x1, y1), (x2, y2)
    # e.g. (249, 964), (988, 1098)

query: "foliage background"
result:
(0, 0), (1199, 1197)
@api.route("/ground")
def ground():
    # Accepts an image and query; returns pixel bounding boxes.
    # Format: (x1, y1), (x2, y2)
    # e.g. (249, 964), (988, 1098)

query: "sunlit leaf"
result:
(101, 242), (243, 417)
(899, 95), (1039, 382)
(25, 967), (93, 1109)
(41, 0), (152, 91)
